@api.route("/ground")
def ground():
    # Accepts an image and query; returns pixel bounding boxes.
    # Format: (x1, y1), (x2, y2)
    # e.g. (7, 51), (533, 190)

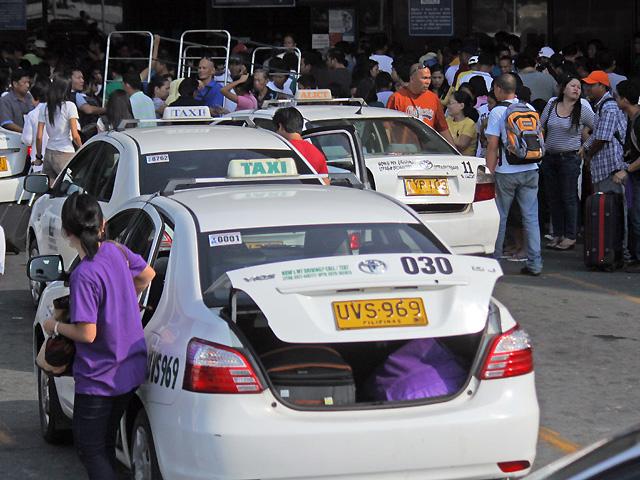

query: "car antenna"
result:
(355, 100), (364, 115)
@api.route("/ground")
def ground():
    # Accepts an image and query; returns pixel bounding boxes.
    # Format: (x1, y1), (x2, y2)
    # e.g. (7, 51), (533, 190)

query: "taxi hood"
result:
(222, 254), (502, 343)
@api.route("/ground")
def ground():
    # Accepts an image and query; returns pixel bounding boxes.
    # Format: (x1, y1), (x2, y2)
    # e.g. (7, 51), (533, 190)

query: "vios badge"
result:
(420, 160), (434, 170)
(358, 259), (387, 274)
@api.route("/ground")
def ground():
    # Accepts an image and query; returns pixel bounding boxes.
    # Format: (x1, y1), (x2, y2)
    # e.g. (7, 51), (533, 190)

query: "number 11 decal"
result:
(461, 161), (473, 174)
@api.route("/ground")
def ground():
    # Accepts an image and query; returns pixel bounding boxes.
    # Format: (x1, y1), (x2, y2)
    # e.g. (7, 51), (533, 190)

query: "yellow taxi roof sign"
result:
(294, 89), (333, 101)
(227, 158), (298, 178)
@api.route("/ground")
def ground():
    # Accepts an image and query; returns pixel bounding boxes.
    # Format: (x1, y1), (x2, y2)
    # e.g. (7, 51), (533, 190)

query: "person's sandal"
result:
(554, 238), (576, 250)
(545, 236), (561, 249)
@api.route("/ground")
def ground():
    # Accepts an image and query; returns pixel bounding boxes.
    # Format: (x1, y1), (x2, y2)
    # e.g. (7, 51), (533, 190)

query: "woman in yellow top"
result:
(446, 91), (479, 156)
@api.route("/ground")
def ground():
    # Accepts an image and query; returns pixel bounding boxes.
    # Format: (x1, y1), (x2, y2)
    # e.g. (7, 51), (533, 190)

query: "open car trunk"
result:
(216, 254), (502, 409)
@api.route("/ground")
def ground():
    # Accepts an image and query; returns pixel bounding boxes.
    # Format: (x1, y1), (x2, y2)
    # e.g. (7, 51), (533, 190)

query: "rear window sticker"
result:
(146, 154), (170, 164)
(209, 232), (242, 247)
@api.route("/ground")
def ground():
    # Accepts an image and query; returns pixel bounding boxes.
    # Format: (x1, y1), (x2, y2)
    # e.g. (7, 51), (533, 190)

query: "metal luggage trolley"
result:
(250, 46), (302, 74)
(102, 31), (154, 107)
(177, 30), (231, 82)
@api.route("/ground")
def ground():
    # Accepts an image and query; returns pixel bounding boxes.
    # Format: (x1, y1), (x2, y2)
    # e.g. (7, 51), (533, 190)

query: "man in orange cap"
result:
(582, 69), (630, 258)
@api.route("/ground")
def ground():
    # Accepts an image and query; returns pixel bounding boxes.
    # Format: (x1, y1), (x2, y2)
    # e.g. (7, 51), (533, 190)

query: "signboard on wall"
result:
(329, 9), (355, 45)
(212, 0), (295, 6)
(408, 0), (453, 36)
(0, 0), (26, 30)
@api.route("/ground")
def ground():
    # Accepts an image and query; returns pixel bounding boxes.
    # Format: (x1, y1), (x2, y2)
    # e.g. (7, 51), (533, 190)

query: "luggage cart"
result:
(102, 31), (154, 107)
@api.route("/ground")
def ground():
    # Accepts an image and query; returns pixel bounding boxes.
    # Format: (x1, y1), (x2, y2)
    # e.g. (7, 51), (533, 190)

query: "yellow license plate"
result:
(404, 177), (449, 196)
(332, 298), (427, 330)
(0, 156), (7, 172)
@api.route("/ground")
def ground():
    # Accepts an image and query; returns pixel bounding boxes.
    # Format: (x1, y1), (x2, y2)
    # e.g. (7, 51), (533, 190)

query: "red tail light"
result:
(480, 326), (533, 380)
(183, 338), (264, 394)
(498, 461), (531, 473)
(27, 145), (32, 159)
(473, 169), (495, 202)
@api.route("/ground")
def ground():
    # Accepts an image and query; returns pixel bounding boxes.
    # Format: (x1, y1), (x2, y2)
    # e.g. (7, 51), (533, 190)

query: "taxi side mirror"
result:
(27, 255), (67, 283)
(23, 174), (50, 194)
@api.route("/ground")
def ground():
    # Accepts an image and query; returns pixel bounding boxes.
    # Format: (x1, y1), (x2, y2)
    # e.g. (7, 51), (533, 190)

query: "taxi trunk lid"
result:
(371, 155), (483, 207)
(225, 253), (501, 343)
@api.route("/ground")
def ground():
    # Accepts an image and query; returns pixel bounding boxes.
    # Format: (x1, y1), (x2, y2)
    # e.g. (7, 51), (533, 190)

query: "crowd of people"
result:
(1, 29), (639, 273)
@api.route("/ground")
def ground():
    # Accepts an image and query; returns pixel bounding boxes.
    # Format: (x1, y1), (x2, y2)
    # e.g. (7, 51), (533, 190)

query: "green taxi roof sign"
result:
(227, 158), (298, 178)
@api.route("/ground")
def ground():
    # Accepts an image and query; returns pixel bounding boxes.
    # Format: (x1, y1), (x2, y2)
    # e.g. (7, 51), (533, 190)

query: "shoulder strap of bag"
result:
(543, 98), (560, 132)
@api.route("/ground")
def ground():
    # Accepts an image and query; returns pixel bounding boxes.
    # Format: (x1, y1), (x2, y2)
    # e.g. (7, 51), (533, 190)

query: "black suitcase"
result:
(261, 345), (356, 406)
(0, 201), (31, 252)
(584, 192), (624, 270)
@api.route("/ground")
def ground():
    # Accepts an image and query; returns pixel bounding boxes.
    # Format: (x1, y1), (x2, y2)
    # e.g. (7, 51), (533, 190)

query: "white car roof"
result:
(169, 184), (417, 232)
(249, 105), (412, 122)
(119, 125), (290, 155)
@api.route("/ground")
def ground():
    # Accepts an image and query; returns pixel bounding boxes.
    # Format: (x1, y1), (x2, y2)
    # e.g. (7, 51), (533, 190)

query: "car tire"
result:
(37, 366), (70, 443)
(131, 409), (163, 480)
(29, 240), (44, 307)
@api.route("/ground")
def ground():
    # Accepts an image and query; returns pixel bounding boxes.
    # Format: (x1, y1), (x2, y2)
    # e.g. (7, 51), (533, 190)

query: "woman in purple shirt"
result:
(43, 192), (155, 480)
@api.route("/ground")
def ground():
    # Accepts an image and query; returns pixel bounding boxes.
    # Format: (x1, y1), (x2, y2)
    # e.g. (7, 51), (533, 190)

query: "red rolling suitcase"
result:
(584, 192), (624, 270)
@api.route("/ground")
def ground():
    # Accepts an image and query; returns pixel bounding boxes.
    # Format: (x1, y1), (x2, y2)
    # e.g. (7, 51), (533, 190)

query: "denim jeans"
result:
(629, 173), (640, 261)
(494, 170), (543, 273)
(541, 152), (581, 240)
(73, 390), (135, 480)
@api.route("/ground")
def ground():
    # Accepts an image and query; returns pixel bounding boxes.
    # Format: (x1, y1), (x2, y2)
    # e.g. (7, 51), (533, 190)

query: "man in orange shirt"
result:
(387, 61), (456, 146)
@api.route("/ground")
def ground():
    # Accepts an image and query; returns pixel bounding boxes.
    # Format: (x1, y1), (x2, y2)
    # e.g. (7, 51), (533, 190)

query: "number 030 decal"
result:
(401, 256), (453, 275)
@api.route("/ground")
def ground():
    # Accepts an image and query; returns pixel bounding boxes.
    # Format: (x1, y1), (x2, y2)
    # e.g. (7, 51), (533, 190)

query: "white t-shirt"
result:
(475, 103), (491, 157)
(0, 225), (5, 275)
(22, 103), (48, 152)
(370, 54), (394, 74)
(485, 98), (538, 174)
(377, 91), (393, 106)
(38, 101), (78, 153)
(445, 65), (460, 86)
(267, 79), (293, 96)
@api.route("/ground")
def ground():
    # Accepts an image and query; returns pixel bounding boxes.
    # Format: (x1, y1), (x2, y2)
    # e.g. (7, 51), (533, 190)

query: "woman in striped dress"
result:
(540, 75), (595, 250)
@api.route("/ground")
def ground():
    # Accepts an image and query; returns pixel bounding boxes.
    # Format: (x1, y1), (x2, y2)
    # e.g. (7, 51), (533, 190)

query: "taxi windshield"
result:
(138, 148), (313, 194)
(200, 222), (444, 307)
(306, 117), (457, 161)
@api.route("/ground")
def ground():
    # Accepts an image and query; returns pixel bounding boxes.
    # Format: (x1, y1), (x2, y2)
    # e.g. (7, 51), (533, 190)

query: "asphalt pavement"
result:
(0, 246), (638, 479)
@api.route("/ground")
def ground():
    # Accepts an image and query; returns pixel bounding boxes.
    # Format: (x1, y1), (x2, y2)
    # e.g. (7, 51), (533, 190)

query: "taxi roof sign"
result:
(162, 105), (212, 120)
(227, 158), (298, 178)
(294, 89), (333, 101)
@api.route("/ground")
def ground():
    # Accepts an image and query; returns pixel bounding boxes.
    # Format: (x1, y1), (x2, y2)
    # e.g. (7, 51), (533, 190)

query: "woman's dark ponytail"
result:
(61, 192), (104, 259)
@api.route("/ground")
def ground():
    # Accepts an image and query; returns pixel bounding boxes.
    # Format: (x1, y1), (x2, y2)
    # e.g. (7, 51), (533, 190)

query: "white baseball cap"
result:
(468, 55), (479, 65)
(538, 46), (555, 59)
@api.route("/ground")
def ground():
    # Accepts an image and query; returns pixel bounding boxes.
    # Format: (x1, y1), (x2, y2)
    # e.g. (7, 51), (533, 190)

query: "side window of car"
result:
(55, 143), (103, 196)
(254, 118), (276, 131)
(142, 218), (173, 327)
(105, 209), (137, 244)
(123, 212), (156, 259)
(90, 143), (120, 202)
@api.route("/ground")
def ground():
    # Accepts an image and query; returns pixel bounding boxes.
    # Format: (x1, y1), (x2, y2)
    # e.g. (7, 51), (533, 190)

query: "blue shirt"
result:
(195, 79), (224, 108)
(485, 97), (539, 174)
(584, 93), (627, 183)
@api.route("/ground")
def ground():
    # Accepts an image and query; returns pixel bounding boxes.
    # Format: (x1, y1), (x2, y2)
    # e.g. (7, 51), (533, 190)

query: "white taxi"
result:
(219, 91), (500, 255)
(29, 159), (538, 480)
(23, 106), (326, 305)
(0, 127), (29, 202)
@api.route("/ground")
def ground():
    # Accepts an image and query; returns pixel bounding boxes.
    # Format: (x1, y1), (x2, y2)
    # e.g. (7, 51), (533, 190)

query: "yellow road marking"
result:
(539, 427), (580, 454)
(547, 273), (640, 306)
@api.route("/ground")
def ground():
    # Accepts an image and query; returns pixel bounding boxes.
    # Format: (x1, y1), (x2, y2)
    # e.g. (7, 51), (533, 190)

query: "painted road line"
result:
(548, 273), (640, 306)
(539, 427), (580, 454)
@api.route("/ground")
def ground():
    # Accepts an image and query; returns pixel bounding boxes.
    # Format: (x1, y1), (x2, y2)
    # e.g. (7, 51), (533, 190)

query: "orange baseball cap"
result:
(582, 70), (610, 87)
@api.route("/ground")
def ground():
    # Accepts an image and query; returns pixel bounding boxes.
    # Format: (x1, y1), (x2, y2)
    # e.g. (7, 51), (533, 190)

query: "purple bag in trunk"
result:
(367, 338), (467, 401)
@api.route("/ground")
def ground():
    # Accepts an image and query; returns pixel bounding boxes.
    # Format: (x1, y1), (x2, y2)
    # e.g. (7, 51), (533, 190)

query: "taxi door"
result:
(301, 125), (370, 189)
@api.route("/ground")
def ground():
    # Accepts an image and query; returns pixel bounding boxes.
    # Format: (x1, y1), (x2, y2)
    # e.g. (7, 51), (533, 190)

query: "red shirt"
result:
(290, 139), (329, 174)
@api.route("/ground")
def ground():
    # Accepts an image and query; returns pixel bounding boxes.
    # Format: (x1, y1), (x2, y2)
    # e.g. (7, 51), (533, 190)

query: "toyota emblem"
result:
(420, 160), (434, 170)
(358, 259), (387, 274)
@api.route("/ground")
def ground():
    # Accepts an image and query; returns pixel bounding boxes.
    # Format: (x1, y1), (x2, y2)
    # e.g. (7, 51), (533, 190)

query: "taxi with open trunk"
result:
(29, 157), (538, 480)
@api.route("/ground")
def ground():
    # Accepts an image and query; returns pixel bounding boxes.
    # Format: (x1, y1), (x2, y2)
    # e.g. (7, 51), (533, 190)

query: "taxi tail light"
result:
(474, 169), (495, 202)
(183, 338), (264, 394)
(480, 326), (533, 380)
(26, 145), (32, 159)
(497, 461), (531, 473)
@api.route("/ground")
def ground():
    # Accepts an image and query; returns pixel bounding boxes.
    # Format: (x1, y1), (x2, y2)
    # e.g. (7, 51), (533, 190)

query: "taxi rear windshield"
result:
(138, 149), (313, 194)
(200, 222), (445, 307)
(306, 118), (457, 157)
